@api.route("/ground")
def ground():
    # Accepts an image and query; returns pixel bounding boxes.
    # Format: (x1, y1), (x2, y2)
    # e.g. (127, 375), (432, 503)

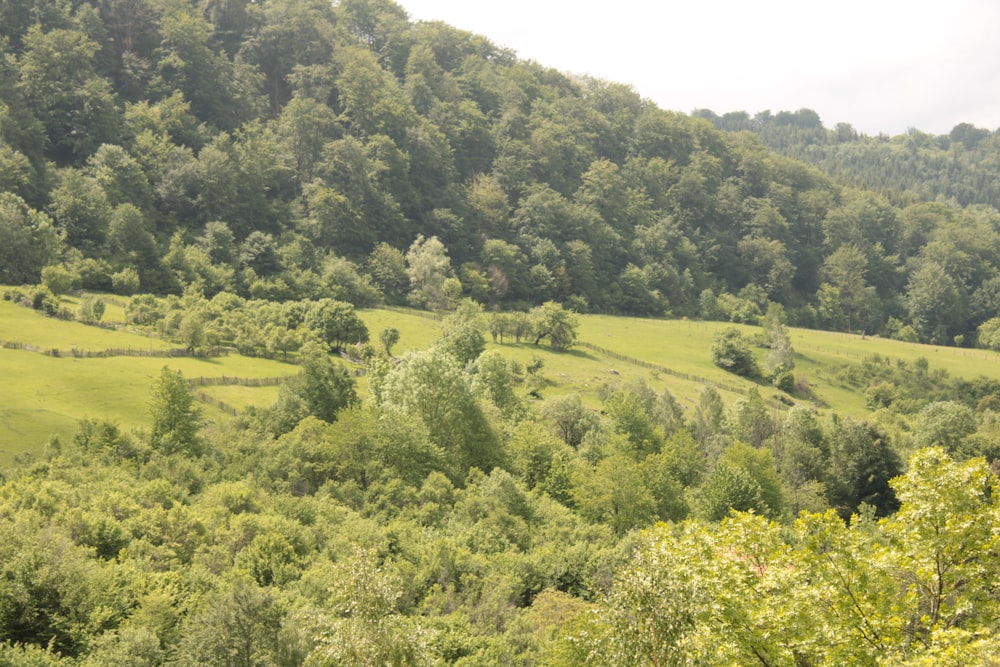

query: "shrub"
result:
(772, 370), (795, 393)
(711, 327), (759, 377)
(111, 267), (140, 295)
(30, 285), (60, 315)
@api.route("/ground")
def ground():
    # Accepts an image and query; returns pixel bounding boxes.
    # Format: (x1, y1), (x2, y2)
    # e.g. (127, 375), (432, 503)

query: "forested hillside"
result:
(3, 0), (1000, 346)
(6, 0), (1000, 664)
(696, 107), (1000, 211)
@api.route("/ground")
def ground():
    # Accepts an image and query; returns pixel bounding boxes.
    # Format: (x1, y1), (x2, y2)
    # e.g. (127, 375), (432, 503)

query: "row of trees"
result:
(2, 0), (1000, 347)
(112, 287), (580, 363)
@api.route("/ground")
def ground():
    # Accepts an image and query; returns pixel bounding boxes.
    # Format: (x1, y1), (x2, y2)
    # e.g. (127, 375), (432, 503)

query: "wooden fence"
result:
(187, 376), (288, 417)
(61, 346), (230, 358)
(575, 340), (748, 396)
(191, 391), (240, 416)
(380, 306), (443, 322)
(1, 341), (229, 358)
(186, 375), (285, 387)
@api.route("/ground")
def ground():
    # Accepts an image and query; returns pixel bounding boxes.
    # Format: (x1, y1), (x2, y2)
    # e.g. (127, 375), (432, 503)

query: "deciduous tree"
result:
(149, 366), (202, 456)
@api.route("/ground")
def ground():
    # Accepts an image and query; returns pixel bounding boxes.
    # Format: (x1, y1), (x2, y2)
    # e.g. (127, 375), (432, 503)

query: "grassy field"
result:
(5, 297), (1000, 466)
(0, 297), (172, 353)
(359, 309), (759, 410)
(357, 308), (1000, 417)
(574, 315), (1000, 416)
(0, 298), (298, 465)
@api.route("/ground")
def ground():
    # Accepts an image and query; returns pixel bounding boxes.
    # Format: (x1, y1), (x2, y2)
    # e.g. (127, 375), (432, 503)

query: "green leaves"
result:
(710, 326), (759, 377)
(149, 366), (202, 456)
(565, 448), (1000, 666)
(529, 301), (578, 351)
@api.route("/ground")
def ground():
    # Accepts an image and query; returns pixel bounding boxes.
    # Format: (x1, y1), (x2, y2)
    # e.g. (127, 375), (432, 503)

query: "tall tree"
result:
(0, 192), (61, 284)
(17, 25), (120, 163)
(149, 366), (202, 456)
(906, 260), (964, 344)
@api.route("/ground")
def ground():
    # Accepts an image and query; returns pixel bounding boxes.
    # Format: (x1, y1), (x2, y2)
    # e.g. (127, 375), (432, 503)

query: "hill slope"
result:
(1, 0), (999, 348)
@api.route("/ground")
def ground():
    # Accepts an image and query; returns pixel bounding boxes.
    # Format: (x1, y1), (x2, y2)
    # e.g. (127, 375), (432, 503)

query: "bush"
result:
(711, 327), (760, 377)
(772, 370), (795, 393)
(892, 325), (920, 343)
(77, 296), (106, 324)
(111, 267), (141, 295)
(30, 285), (60, 315)
(41, 264), (76, 295)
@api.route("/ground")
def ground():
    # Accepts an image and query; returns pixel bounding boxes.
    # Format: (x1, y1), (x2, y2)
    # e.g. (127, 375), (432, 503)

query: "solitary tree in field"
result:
(379, 327), (400, 356)
(304, 298), (369, 352)
(530, 301), (578, 350)
(711, 327), (759, 378)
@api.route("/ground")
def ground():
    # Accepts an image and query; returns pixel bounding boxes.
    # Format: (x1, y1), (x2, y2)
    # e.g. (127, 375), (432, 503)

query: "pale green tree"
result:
(470, 350), (524, 420)
(882, 448), (1000, 646)
(305, 549), (428, 666)
(0, 193), (60, 284)
(572, 454), (657, 535)
(405, 234), (452, 310)
(149, 366), (202, 456)
(379, 346), (501, 477)
(529, 301), (578, 350)
(977, 316), (1000, 351)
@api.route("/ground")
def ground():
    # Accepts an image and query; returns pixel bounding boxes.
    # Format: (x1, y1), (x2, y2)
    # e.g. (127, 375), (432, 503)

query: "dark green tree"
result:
(825, 417), (901, 518)
(711, 327), (759, 377)
(0, 193), (60, 284)
(267, 343), (359, 434)
(304, 298), (369, 352)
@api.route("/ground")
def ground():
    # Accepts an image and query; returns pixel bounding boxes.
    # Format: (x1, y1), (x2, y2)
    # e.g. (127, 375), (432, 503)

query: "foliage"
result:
(377, 346), (502, 477)
(0, 1), (995, 343)
(149, 366), (202, 456)
(3, 291), (1000, 663)
(304, 298), (369, 352)
(710, 326), (759, 377)
(529, 301), (578, 351)
(977, 316), (1000, 351)
(264, 344), (359, 435)
(6, 3), (1000, 659)
(406, 235), (452, 310)
(0, 193), (60, 285)
(379, 327), (401, 356)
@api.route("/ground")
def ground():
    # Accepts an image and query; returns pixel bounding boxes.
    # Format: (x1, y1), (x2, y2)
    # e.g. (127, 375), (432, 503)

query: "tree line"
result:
(2, 0), (1000, 349)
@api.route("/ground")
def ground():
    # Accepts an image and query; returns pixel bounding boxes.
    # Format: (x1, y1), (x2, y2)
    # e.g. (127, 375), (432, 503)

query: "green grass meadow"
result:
(0, 298), (297, 465)
(5, 297), (1000, 466)
(0, 297), (172, 353)
(575, 315), (1000, 416)
(359, 307), (1000, 417)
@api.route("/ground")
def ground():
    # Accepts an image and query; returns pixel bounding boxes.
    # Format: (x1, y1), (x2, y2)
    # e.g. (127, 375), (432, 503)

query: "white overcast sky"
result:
(399, 0), (1000, 136)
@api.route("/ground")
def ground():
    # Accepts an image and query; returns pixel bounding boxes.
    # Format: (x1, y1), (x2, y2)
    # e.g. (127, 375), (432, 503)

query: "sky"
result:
(399, 0), (1000, 136)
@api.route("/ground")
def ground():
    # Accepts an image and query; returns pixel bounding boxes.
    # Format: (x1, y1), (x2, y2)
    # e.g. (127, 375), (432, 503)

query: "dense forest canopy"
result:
(695, 107), (1000, 211)
(2, 0), (999, 347)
